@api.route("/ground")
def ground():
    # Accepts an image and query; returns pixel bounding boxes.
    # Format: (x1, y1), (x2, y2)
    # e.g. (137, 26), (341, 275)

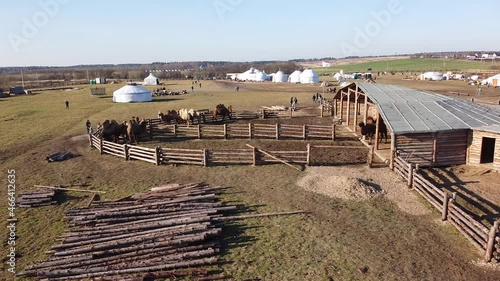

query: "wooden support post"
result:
(320, 105), (324, 117)
(88, 134), (93, 148)
(124, 144), (129, 161)
(223, 124), (227, 140)
(353, 93), (359, 131)
(333, 99), (337, 116)
(346, 92), (350, 126)
(203, 149), (207, 167)
(198, 125), (202, 139)
(261, 109), (265, 119)
(375, 112), (381, 150)
(99, 135), (104, 155)
(303, 125), (306, 140)
(248, 123), (252, 139)
(252, 146), (257, 166)
(389, 132), (396, 170)
(154, 147), (161, 166)
(332, 124), (336, 141)
(484, 221), (499, 262)
(407, 163), (413, 188)
(432, 133), (437, 164)
(290, 107), (293, 118)
(306, 144), (311, 166)
(441, 193), (449, 221)
(368, 146), (374, 168)
(276, 124), (279, 140)
(363, 95), (368, 125)
(173, 124), (177, 138)
(339, 93), (344, 123)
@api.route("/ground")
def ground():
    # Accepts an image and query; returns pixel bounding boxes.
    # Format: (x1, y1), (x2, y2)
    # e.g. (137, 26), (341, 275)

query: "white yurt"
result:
(421, 72), (444, 81)
(144, 73), (160, 85)
(288, 70), (302, 83)
(481, 74), (500, 87)
(113, 84), (153, 103)
(272, 70), (288, 83)
(254, 71), (270, 82)
(299, 69), (319, 84)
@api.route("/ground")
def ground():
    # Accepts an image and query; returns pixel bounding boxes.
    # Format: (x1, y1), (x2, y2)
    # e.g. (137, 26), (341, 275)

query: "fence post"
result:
(89, 134), (93, 148)
(99, 135), (104, 155)
(197, 125), (201, 139)
(290, 107), (293, 118)
(261, 110), (265, 119)
(149, 119), (153, 140)
(407, 163), (413, 188)
(303, 125), (307, 140)
(124, 144), (129, 161)
(320, 105), (324, 117)
(306, 144), (311, 166)
(252, 146), (257, 166)
(203, 149), (207, 167)
(223, 124), (227, 140)
(367, 146), (374, 168)
(485, 221), (499, 262)
(154, 147), (161, 166)
(173, 124), (177, 138)
(249, 123), (252, 140)
(441, 193), (449, 221)
(332, 124), (336, 141)
(276, 124), (279, 140)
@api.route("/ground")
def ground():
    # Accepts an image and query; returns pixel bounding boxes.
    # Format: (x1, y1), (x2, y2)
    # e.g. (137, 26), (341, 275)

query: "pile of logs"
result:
(18, 183), (235, 280)
(16, 188), (57, 208)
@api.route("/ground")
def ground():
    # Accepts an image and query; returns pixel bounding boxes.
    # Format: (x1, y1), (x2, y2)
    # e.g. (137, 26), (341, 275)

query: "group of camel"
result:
(99, 117), (149, 145)
(358, 117), (388, 144)
(158, 104), (233, 125)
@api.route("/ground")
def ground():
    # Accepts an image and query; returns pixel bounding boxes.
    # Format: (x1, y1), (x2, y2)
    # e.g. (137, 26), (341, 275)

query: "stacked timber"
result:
(18, 183), (234, 280)
(16, 188), (57, 208)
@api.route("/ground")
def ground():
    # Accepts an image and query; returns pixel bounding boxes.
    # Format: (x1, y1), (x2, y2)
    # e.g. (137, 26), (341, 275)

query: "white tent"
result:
(236, 67), (270, 82)
(288, 70), (302, 83)
(420, 72), (444, 81)
(272, 70), (288, 83)
(144, 73), (160, 85)
(300, 69), (319, 84)
(481, 74), (500, 87)
(255, 71), (270, 82)
(113, 84), (152, 103)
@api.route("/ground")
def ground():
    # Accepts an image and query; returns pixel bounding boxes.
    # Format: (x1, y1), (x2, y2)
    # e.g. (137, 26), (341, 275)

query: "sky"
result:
(0, 0), (499, 67)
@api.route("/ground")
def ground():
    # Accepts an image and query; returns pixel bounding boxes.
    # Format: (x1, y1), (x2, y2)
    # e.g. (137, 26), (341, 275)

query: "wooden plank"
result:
(34, 185), (106, 194)
(246, 144), (301, 171)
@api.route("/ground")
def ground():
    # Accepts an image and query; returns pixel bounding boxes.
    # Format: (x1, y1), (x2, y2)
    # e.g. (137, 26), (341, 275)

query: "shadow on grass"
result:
(53, 190), (84, 205)
(151, 97), (184, 103)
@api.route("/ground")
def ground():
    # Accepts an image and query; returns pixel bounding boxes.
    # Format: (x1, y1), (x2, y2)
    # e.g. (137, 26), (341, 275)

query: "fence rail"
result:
(153, 123), (336, 141)
(392, 156), (499, 263)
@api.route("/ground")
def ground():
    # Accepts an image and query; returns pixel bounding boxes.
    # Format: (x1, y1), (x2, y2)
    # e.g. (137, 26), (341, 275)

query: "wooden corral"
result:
(393, 156), (500, 263)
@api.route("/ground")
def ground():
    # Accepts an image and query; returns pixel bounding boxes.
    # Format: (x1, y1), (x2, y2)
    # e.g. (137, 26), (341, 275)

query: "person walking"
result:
(477, 86), (482, 97)
(293, 97), (298, 110)
(86, 120), (92, 134)
(65, 100), (70, 109)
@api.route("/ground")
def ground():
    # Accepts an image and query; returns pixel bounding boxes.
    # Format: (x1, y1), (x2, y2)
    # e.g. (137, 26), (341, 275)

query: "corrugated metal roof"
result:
(356, 82), (500, 134)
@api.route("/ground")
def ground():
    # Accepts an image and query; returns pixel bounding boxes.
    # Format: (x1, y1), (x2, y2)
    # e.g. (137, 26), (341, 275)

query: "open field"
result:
(1, 80), (500, 280)
(311, 58), (499, 73)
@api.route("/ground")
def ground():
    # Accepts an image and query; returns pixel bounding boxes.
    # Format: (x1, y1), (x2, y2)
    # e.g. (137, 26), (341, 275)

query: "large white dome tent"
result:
(272, 70), (288, 83)
(144, 73), (160, 85)
(299, 69), (319, 84)
(288, 70), (302, 83)
(113, 83), (153, 103)
(420, 72), (444, 81)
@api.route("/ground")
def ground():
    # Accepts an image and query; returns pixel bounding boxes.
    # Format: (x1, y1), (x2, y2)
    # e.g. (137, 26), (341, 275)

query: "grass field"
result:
(1, 80), (499, 280)
(312, 58), (498, 73)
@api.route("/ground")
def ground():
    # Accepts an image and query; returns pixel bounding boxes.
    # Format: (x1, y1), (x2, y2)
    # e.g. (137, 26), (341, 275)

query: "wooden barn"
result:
(333, 82), (500, 170)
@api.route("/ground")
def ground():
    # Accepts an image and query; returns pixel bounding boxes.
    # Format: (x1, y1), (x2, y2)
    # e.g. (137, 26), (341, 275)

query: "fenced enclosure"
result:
(393, 156), (500, 263)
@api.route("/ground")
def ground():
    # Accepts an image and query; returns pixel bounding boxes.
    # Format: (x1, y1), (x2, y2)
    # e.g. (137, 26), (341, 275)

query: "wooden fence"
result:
(152, 123), (337, 141)
(393, 156), (499, 263)
(89, 134), (310, 168)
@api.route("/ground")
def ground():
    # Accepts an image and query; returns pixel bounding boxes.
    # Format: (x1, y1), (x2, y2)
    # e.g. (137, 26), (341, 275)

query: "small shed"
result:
(333, 82), (500, 170)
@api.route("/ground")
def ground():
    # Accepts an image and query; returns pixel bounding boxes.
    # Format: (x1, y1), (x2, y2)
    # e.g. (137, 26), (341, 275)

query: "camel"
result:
(158, 111), (184, 124)
(126, 118), (148, 144)
(101, 120), (126, 142)
(212, 104), (232, 121)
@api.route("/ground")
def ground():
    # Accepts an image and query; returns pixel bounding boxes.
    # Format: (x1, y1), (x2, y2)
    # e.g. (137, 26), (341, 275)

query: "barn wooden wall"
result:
(468, 130), (500, 171)
(435, 130), (468, 166)
(396, 130), (468, 167)
(395, 133), (434, 166)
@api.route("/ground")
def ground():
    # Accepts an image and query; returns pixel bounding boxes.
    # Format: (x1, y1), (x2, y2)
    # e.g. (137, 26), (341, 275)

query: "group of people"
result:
(290, 97), (298, 111)
(312, 92), (324, 103)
